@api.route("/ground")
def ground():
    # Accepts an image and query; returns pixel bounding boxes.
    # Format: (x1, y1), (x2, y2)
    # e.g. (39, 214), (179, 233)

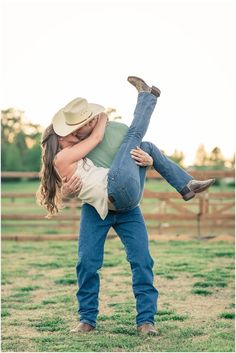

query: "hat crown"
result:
(63, 98), (92, 126)
(52, 97), (105, 136)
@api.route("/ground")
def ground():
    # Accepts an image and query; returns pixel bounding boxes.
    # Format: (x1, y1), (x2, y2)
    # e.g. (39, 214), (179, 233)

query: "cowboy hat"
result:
(52, 97), (105, 136)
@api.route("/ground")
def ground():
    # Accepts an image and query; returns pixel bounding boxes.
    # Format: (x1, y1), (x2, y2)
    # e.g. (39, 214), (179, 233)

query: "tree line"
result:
(1, 108), (234, 172)
(1, 109), (42, 171)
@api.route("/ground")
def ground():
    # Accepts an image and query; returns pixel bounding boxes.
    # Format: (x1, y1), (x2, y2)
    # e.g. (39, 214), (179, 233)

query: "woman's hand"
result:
(130, 146), (153, 167)
(61, 175), (83, 198)
(99, 112), (109, 121)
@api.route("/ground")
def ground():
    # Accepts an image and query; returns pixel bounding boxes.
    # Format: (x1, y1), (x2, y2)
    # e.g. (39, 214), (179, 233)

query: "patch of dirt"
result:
(157, 274), (234, 324)
(99, 266), (133, 315)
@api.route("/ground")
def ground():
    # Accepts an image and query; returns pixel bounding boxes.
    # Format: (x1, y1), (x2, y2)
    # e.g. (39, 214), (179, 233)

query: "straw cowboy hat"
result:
(52, 97), (105, 136)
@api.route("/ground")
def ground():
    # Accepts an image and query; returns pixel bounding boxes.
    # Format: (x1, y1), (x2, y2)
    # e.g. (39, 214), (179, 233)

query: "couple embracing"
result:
(37, 76), (214, 335)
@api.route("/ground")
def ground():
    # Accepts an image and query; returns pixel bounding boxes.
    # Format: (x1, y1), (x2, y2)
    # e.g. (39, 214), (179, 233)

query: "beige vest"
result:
(75, 159), (109, 219)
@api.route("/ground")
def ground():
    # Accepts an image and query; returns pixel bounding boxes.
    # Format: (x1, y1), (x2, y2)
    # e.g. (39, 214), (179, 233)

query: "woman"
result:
(37, 76), (214, 219)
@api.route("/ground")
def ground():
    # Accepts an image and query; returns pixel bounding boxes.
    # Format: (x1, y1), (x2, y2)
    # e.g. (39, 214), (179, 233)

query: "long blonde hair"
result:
(36, 124), (63, 218)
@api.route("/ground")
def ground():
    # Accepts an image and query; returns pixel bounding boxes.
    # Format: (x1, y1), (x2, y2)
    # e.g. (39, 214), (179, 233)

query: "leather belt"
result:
(108, 196), (116, 211)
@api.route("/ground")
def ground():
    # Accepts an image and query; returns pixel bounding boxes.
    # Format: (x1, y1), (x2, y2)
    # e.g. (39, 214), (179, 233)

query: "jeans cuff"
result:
(137, 320), (154, 327)
(80, 319), (96, 328)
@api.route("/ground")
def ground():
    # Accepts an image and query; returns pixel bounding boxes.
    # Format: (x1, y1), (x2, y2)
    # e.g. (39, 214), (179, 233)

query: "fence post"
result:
(70, 198), (78, 236)
(197, 195), (204, 239)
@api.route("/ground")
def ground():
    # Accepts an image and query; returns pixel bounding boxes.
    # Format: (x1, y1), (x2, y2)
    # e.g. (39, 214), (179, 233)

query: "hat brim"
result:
(52, 103), (105, 136)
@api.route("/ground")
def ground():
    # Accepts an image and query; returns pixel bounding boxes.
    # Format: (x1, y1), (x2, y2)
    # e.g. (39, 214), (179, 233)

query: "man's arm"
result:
(130, 146), (153, 167)
(61, 175), (83, 198)
(62, 145), (153, 197)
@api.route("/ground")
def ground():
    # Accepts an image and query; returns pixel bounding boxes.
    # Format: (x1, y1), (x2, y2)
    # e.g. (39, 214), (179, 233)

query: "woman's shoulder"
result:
(53, 149), (79, 178)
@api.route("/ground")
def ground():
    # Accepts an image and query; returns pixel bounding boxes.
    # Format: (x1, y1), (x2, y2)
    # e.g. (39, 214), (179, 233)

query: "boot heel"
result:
(151, 86), (161, 97)
(182, 190), (195, 201)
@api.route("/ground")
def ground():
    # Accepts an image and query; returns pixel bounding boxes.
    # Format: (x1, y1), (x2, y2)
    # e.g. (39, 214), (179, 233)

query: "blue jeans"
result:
(76, 203), (158, 327)
(107, 92), (192, 211)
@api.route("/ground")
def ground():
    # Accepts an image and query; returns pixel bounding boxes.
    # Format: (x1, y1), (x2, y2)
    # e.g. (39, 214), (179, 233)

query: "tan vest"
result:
(75, 159), (109, 219)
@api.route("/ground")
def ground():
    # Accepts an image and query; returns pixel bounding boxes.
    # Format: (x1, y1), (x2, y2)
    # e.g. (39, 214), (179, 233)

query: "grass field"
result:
(1, 238), (235, 352)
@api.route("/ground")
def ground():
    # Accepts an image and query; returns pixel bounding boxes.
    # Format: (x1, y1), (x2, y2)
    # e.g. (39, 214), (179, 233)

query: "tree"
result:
(106, 107), (122, 121)
(1, 108), (43, 171)
(194, 144), (209, 166)
(169, 149), (185, 167)
(209, 147), (225, 167)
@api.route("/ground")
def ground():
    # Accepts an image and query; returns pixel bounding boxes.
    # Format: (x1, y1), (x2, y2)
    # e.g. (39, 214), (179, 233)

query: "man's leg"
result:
(113, 207), (158, 327)
(76, 204), (113, 328)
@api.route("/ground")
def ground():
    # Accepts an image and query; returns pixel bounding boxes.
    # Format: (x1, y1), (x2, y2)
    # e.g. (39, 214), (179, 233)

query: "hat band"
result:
(65, 112), (93, 126)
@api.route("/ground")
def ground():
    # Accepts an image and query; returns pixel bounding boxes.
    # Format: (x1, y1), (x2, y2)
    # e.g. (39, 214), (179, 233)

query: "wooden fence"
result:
(1, 170), (235, 240)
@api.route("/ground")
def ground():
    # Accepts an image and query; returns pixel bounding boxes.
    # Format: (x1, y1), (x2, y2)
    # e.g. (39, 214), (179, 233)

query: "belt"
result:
(108, 196), (116, 211)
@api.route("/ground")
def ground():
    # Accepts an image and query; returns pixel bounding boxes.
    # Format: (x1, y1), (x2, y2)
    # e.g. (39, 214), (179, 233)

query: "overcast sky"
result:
(2, 0), (235, 165)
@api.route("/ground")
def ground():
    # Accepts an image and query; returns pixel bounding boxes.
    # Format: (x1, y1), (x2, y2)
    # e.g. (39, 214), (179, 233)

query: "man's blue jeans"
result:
(76, 204), (158, 327)
(107, 91), (192, 211)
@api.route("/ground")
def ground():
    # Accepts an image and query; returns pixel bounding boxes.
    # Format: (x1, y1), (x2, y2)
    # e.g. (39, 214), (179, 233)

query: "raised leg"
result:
(108, 92), (158, 210)
(138, 142), (214, 201)
(140, 141), (192, 192)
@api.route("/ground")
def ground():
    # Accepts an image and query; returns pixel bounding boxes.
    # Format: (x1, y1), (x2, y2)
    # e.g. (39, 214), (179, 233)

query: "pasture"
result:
(1, 178), (235, 351)
(1, 238), (235, 352)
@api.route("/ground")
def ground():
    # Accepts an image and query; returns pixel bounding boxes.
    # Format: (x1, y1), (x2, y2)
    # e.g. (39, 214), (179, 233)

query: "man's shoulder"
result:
(106, 120), (128, 131)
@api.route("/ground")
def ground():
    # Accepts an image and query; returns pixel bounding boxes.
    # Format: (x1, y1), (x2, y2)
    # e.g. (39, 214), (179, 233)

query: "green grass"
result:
(1, 238), (235, 352)
(191, 289), (213, 296)
(219, 312), (235, 320)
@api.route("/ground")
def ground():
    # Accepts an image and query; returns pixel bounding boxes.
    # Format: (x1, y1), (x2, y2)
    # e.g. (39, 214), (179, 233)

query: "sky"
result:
(1, 0), (235, 165)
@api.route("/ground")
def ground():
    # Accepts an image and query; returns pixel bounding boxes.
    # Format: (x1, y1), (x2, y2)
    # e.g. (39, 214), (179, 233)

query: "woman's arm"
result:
(57, 113), (108, 165)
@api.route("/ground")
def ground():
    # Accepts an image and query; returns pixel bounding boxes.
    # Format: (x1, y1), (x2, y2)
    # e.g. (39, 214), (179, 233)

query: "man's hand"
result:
(61, 175), (83, 198)
(130, 146), (153, 167)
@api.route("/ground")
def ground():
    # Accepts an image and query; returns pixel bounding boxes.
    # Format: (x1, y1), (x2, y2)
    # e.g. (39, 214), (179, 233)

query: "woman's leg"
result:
(108, 92), (158, 210)
(134, 142), (214, 203)
(120, 141), (192, 209)
(139, 141), (192, 192)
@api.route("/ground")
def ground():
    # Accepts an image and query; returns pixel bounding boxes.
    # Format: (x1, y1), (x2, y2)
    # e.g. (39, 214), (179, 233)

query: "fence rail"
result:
(1, 170), (235, 179)
(1, 170), (235, 240)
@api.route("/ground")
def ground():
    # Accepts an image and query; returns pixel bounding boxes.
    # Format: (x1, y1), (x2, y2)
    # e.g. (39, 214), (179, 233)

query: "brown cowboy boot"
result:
(70, 322), (95, 333)
(128, 76), (161, 97)
(137, 323), (159, 336)
(181, 178), (215, 201)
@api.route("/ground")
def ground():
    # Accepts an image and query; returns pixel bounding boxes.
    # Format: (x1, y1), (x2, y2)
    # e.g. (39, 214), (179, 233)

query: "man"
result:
(55, 76), (214, 335)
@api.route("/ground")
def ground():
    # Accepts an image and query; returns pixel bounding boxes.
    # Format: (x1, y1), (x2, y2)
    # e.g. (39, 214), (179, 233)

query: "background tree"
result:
(106, 107), (122, 121)
(194, 144), (209, 166)
(1, 108), (43, 171)
(168, 149), (185, 167)
(208, 147), (225, 167)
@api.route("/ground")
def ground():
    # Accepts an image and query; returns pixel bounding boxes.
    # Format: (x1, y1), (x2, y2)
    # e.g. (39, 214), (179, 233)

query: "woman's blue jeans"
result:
(107, 91), (192, 211)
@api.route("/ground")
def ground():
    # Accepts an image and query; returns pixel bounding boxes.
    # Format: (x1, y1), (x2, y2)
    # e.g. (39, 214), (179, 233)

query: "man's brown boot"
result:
(70, 322), (95, 333)
(137, 323), (159, 336)
(127, 76), (161, 97)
